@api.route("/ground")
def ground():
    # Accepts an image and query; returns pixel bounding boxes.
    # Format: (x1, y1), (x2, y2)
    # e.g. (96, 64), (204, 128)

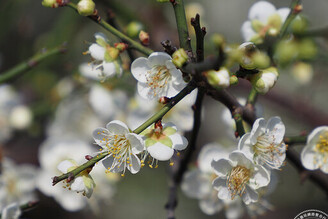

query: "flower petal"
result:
(170, 133), (188, 151)
(229, 151), (253, 169)
(241, 21), (257, 41)
(211, 159), (232, 177)
(266, 116), (285, 144)
(277, 8), (290, 22)
(126, 133), (145, 154)
(106, 120), (129, 135)
(131, 57), (150, 83)
(127, 154), (141, 174)
(181, 169), (212, 199)
(250, 165), (270, 189)
(199, 196), (223, 215)
(71, 176), (85, 192)
(199, 143), (231, 173)
(307, 126), (328, 145)
(242, 184), (258, 205)
(301, 145), (319, 170)
(93, 127), (109, 147)
(213, 177), (231, 201)
(137, 82), (154, 100)
(250, 118), (266, 145)
(89, 44), (105, 61)
(148, 52), (172, 66)
(147, 142), (174, 161)
(102, 155), (115, 170)
(57, 160), (76, 173)
(2, 203), (21, 219)
(102, 61), (117, 77)
(238, 133), (254, 160)
(248, 1), (276, 23)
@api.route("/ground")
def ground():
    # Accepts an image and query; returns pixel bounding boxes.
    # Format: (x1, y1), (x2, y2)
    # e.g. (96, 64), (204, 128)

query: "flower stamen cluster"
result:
(227, 165), (251, 199)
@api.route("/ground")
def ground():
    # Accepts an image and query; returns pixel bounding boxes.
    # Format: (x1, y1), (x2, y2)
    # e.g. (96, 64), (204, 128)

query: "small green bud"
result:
(211, 34), (225, 48)
(298, 39), (317, 60)
(126, 22), (144, 38)
(255, 78), (265, 90)
(291, 16), (308, 34)
(292, 62), (313, 85)
(252, 52), (270, 69)
(238, 42), (257, 70)
(274, 40), (298, 65)
(172, 48), (189, 68)
(77, 0), (95, 16)
(42, 0), (58, 8)
(251, 67), (278, 93)
(206, 68), (230, 89)
(229, 75), (238, 85)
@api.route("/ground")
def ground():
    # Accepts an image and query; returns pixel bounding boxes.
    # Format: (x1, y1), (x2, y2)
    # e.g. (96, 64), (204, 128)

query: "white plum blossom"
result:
(37, 138), (94, 211)
(131, 52), (186, 100)
(140, 122), (188, 163)
(1, 203), (21, 219)
(0, 158), (37, 211)
(127, 90), (197, 131)
(301, 126), (328, 173)
(57, 159), (96, 198)
(238, 117), (286, 170)
(241, 1), (290, 44)
(93, 120), (144, 176)
(85, 33), (123, 81)
(206, 68), (230, 89)
(211, 151), (270, 205)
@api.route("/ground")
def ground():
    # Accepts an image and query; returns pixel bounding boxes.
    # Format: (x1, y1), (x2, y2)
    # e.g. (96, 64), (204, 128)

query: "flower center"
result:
(226, 165), (250, 200)
(253, 133), (285, 168)
(146, 65), (171, 96)
(314, 134), (328, 154)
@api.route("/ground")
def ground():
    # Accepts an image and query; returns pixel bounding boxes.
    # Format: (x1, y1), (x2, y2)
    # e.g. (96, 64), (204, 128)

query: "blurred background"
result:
(0, 0), (328, 218)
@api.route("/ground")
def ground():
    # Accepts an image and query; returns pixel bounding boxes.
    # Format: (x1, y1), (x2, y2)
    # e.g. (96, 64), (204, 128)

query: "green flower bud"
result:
(126, 22), (144, 38)
(252, 52), (270, 69)
(251, 67), (278, 94)
(42, 0), (58, 8)
(292, 62), (313, 85)
(274, 40), (298, 65)
(211, 34), (225, 48)
(298, 39), (317, 60)
(206, 67), (230, 89)
(291, 16), (308, 34)
(77, 0), (95, 16)
(229, 75), (238, 85)
(172, 48), (189, 68)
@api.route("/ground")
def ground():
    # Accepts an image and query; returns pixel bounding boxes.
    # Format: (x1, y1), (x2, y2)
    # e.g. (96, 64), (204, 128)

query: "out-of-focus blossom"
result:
(1, 203), (21, 219)
(291, 62), (313, 85)
(0, 158), (37, 210)
(241, 1), (290, 44)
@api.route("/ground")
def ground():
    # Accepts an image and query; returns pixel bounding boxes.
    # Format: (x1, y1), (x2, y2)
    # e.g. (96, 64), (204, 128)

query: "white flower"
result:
(57, 159), (96, 198)
(85, 33), (123, 81)
(211, 150), (270, 205)
(241, 1), (290, 44)
(140, 122), (188, 162)
(181, 143), (232, 216)
(131, 52), (186, 100)
(1, 203), (21, 219)
(127, 90), (196, 131)
(238, 117), (286, 170)
(251, 67), (278, 94)
(9, 105), (32, 130)
(93, 120), (144, 176)
(301, 126), (328, 173)
(0, 158), (37, 210)
(37, 138), (93, 211)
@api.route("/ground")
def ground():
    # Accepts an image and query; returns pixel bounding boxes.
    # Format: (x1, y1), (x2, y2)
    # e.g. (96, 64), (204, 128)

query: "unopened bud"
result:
(251, 67), (278, 94)
(158, 96), (170, 104)
(172, 48), (188, 68)
(139, 31), (149, 46)
(211, 34), (225, 48)
(206, 67), (230, 89)
(298, 39), (317, 60)
(126, 22), (144, 38)
(114, 43), (128, 52)
(42, 0), (58, 8)
(252, 52), (270, 69)
(229, 75), (238, 85)
(291, 16), (308, 34)
(85, 155), (93, 160)
(292, 62), (313, 85)
(274, 40), (298, 65)
(77, 0), (95, 16)
(238, 42), (257, 70)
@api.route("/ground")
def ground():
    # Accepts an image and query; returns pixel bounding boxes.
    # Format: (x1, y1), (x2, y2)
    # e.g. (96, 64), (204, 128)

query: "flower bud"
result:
(252, 52), (270, 69)
(251, 67), (278, 94)
(42, 0), (58, 8)
(139, 31), (149, 46)
(291, 16), (308, 34)
(126, 22), (144, 38)
(292, 62), (313, 85)
(238, 42), (257, 70)
(211, 34), (225, 48)
(206, 67), (230, 89)
(114, 43), (128, 52)
(274, 40), (298, 65)
(229, 75), (238, 85)
(298, 39), (317, 60)
(77, 0), (95, 16)
(172, 48), (188, 68)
